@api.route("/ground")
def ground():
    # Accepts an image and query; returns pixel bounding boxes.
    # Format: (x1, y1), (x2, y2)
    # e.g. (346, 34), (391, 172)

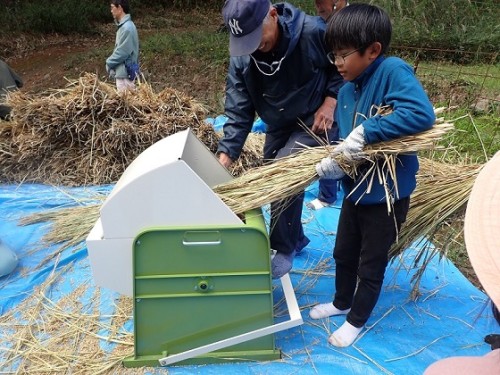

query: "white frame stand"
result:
(158, 273), (302, 366)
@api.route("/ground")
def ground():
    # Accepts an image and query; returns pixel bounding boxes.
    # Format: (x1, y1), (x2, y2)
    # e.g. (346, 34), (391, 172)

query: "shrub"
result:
(3, 0), (108, 34)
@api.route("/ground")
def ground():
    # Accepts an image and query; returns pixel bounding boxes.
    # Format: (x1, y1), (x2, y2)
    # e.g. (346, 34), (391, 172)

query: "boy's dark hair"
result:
(325, 3), (392, 56)
(111, 0), (130, 14)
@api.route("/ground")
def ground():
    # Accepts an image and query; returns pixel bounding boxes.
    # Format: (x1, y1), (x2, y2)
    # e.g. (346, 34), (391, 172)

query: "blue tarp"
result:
(0, 182), (497, 374)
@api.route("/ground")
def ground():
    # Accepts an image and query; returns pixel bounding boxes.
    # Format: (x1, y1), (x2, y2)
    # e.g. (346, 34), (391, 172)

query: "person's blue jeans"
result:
(318, 178), (338, 204)
(264, 125), (338, 255)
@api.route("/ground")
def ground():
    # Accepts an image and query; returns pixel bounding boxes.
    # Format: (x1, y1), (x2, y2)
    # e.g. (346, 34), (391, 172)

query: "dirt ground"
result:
(3, 34), (106, 92)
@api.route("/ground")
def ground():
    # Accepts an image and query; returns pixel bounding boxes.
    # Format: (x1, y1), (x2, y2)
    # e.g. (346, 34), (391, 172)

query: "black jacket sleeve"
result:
(217, 58), (256, 160)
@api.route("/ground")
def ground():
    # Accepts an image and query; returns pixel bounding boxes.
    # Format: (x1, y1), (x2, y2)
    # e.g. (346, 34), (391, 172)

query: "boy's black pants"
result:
(333, 196), (410, 328)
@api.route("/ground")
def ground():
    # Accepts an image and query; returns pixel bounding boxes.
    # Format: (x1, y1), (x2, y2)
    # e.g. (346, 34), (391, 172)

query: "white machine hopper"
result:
(86, 129), (242, 296)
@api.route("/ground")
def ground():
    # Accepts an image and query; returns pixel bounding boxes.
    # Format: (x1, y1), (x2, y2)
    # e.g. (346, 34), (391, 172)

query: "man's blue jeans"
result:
(263, 125), (338, 255)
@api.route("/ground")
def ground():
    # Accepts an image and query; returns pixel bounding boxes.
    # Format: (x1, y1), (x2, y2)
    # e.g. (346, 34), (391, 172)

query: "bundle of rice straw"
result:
(390, 158), (483, 299)
(0, 73), (263, 185)
(214, 108), (454, 215)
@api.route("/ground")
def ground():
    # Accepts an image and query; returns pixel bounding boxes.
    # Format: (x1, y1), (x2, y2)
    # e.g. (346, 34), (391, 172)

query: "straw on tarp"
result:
(390, 158), (483, 299)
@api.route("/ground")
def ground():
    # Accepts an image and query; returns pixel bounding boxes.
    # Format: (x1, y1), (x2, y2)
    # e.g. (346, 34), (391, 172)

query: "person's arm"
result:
(8, 66), (23, 89)
(106, 27), (135, 70)
(361, 63), (435, 143)
(217, 58), (256, 166)
(312, 95), (337, 134)
(310, 17), (344, 134)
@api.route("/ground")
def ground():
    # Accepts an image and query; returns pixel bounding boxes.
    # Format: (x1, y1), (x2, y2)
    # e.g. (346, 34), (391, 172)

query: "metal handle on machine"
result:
(182, 230), (222, 246)
(182, 240), (221, 246)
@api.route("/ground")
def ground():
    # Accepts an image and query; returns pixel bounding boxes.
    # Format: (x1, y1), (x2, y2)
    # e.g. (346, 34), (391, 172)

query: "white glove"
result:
(335, 125), (366, 161)
(315, 157), (346, 180)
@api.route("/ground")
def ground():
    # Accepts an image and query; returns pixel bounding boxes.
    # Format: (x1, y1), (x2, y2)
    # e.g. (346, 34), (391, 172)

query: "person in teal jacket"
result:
(309, 4), (435, 347)
(106, 0), (139, 92)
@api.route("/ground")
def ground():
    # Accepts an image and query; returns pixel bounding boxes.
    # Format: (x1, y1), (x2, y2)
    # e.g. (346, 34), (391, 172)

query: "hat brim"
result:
(229, 22), (264, 57)
(464, 151), (500, 309)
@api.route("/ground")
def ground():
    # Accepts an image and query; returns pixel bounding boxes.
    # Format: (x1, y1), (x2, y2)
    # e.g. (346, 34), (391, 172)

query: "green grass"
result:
(142, 32), (228, 64)
(2, 0), (499, 56)
(437, 110), (500, 164)
(417, 62), (500, 93)
(2, 0), (108, 34)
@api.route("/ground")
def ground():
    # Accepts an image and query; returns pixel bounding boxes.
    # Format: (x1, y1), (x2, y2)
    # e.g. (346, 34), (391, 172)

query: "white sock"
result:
(328, 321), (363, 347)
(309, 302), (351, 319)
(306, 198), (329, 210)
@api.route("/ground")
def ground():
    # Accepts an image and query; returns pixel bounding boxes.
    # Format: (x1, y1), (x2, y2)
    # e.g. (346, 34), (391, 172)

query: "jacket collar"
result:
(115, 13), (131, 27)
(352, 55), (385, 87)
(251, 3), (304, 63)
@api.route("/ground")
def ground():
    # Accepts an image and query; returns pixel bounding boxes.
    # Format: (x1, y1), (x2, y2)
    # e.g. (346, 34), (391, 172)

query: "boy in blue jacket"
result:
(310, 4), (435, 347)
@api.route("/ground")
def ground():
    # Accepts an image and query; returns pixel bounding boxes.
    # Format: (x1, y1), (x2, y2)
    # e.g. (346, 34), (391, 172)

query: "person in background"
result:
(424, 151), (500, 375)
(0, 59), (23, 120)
(0, 240), (18, 278)
(218, 0), (344, 279)
(306, 0), (349, 210)
(106, 0), (139, 92)
(0, 60), (23, 276)
(310, 4), (435, 347)
(314, 0), (349, 21)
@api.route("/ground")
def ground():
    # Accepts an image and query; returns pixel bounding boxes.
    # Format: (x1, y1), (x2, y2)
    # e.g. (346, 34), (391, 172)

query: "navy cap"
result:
(222, 0), (270, 56)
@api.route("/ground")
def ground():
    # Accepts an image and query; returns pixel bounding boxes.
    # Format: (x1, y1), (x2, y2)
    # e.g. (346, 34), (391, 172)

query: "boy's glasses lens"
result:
(327, 52), (337, 65)
(327, 47), (363, 65)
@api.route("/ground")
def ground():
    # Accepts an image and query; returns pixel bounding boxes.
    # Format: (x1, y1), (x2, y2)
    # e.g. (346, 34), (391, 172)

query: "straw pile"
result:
(391, 158), (482, 258)
(0, 73), (263, 185)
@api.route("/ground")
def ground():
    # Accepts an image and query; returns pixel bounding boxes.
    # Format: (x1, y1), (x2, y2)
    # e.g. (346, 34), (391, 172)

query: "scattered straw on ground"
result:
(0, 265), (146, 374)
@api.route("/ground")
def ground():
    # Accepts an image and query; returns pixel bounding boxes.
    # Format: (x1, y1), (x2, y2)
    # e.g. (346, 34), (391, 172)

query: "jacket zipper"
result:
(351, 82), (361, 131)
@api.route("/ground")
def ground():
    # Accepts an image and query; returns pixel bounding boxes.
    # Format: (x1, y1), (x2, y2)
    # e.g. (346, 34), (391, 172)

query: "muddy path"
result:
(5, 34), (109, 93)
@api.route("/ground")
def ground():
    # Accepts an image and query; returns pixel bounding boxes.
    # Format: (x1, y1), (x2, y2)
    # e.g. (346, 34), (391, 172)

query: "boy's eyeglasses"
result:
(327, 47), (363, 65)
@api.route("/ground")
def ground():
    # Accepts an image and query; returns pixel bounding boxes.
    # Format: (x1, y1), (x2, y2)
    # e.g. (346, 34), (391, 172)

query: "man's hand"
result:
(315, 157), (346, 180)
(312, 96), (337, 134)
(335, 125), (366, 161)
(218, 152), (233, 168)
